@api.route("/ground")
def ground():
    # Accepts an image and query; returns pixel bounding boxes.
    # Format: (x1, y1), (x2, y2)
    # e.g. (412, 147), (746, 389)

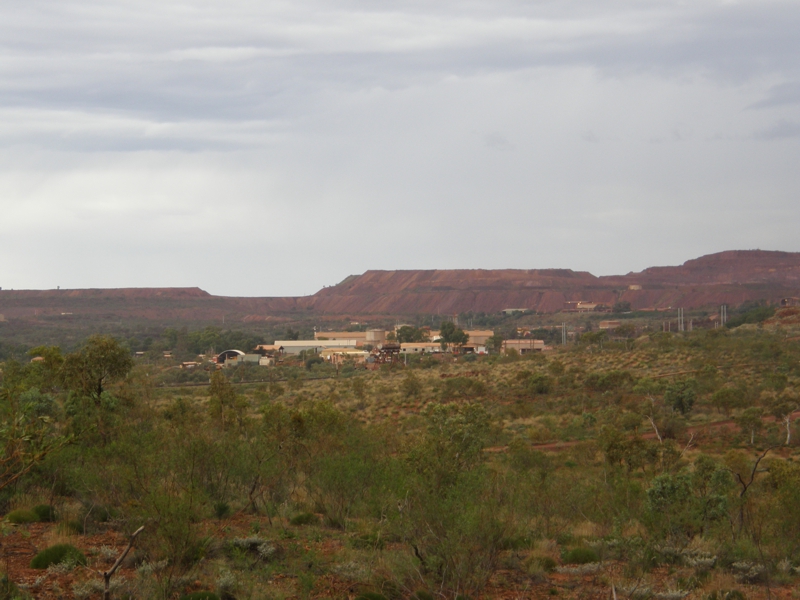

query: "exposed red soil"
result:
(4, 518), (789, 600)
(1, 523), (137, 599)
(2, 250), (800, 322)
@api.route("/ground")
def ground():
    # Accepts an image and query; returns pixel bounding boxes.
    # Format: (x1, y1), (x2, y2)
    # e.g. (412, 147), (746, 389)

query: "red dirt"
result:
(2, 250), (800, 321)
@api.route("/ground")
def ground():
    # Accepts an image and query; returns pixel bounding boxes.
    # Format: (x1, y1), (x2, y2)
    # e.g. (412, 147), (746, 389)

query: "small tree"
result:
(439, 322), (469, 352)
(665, 379), (697, 416)
(712, 386), (746, 416)
(769, 397), (798, 445)
(735, 407), (764, 445)
(485, 334), (504, 354)
(60, 336), (134, 402)
(612, 301), (632, 313)
(209, 371), (248, 430)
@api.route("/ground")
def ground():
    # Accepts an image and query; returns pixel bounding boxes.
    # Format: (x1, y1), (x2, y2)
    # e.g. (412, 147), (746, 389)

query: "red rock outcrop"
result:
(2, 251), (799, 322)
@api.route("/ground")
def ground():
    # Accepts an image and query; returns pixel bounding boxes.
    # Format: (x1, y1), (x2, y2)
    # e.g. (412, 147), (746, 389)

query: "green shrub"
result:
(30, 544), (87, 569)
(525, 373), (552, 395)
(535, 556), (558, 572)
(354, 594), (388, 600)
(289, 512), (319, 526)
(32, 505), (56, 522)
(180, 593), (220, 600)
(5, 510), (38, 524)
(563, 547), (599, 564)
(65, 520), (84, 534)
(0, 574), (31, 599)
(441, 377), (488, 399)
(350, 531), (385, 550)
(411, 592), (434, 600)
(213, 501), (231, 520)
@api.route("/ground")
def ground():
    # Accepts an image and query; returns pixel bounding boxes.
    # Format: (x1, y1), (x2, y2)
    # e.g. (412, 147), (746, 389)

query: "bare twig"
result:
(678, 433), (697, 459)
(103, 526), (144, 600)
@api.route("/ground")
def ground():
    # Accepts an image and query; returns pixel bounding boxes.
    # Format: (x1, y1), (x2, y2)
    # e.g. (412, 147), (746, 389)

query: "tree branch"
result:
(103, 526), (144, 600)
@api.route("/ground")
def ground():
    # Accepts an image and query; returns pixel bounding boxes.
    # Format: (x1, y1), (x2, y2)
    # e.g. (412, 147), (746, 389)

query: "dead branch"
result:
(646, 416), (662, 444)
(103, 525), (144, 600)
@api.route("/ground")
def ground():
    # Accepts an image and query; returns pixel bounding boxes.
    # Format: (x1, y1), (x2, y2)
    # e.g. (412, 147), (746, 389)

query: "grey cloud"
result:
(484, 132), (513, 151)
(752, 119), (800, 140)
(749, 82), (800, 109)
(1, 1), (800, 295)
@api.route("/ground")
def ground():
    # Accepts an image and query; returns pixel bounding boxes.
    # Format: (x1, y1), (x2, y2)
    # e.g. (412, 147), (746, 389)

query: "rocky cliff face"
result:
(2, 251), (799, 321)
(303, 251), (800, 314)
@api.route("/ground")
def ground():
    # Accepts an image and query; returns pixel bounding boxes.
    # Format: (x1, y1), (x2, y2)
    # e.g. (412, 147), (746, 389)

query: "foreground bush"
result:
(563, 547), (599, 564)
(32, 505), (56, 522)
(180, 593), (220, 600)
(289, 512), (319, 526)
(5, 510), (38, 524)
(30, 544), (87, 569)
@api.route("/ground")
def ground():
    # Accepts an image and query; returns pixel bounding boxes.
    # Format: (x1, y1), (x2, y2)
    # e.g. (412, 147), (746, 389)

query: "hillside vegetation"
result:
(2, 317), (800, 599)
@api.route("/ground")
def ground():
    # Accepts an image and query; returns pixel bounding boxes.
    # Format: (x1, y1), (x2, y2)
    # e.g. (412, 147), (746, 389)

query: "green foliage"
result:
(439, 322), (469, 349)
(563, 547), (599, 564)
(726, 303), (775, 328)
(18, 389), (58, 418)
(396, 326), (430, 343)
(180, 593), (221, 600)
(208, 370), (248, 430)
(441, 377), (488, 400)
(60, 335), (133, 400)
(32, 504), (56, 522)
(30, 544), (87, 569)
(290, 512), (319, 526)
(5, 509), (37, 524)
(535, 556), (558, 572)
(580, 331), (608, 346)
(485, 333), (504, 354)
(354, 593), (389, 600)
(401, 372), (423, 399)
(0, 574), (31, 600)
(525, 373), (552, 395)
(583, 370), (632, 392)
(213, 501), (231, 520)
(735, 407), (763, 444)
(613, 301), (632, 313)
(644, 462), (731, 544)
(711, 386), (746, 415)
(664, 379), (697, 415)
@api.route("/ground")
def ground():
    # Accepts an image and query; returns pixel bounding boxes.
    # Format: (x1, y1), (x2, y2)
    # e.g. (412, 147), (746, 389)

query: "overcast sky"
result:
(1, 0), (799, 296)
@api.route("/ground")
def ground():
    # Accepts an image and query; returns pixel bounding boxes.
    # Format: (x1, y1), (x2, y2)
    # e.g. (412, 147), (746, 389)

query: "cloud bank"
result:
(1, 0), (798, 295)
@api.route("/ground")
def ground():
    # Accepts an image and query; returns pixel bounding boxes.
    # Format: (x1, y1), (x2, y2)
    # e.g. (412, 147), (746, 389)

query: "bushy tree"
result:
(61, 335), (133, 401)
(396, 326), (430, 344)
(664, 379), (697, 415)
(439, 322), (469, 351)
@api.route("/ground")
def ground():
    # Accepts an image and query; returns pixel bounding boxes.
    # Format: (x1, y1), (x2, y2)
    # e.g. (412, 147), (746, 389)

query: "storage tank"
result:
(366, 329), (386, 344)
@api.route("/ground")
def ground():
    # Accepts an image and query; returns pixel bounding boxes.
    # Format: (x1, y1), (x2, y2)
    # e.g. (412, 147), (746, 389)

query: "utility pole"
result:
(562, 322), (567, 345)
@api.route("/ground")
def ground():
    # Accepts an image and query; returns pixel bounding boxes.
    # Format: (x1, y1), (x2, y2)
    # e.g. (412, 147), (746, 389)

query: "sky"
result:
(1, 0), (799, 297)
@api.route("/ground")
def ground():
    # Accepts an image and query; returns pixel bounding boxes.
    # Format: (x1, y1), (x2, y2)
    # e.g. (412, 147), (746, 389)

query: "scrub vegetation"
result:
(2, 310), (800, 599)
